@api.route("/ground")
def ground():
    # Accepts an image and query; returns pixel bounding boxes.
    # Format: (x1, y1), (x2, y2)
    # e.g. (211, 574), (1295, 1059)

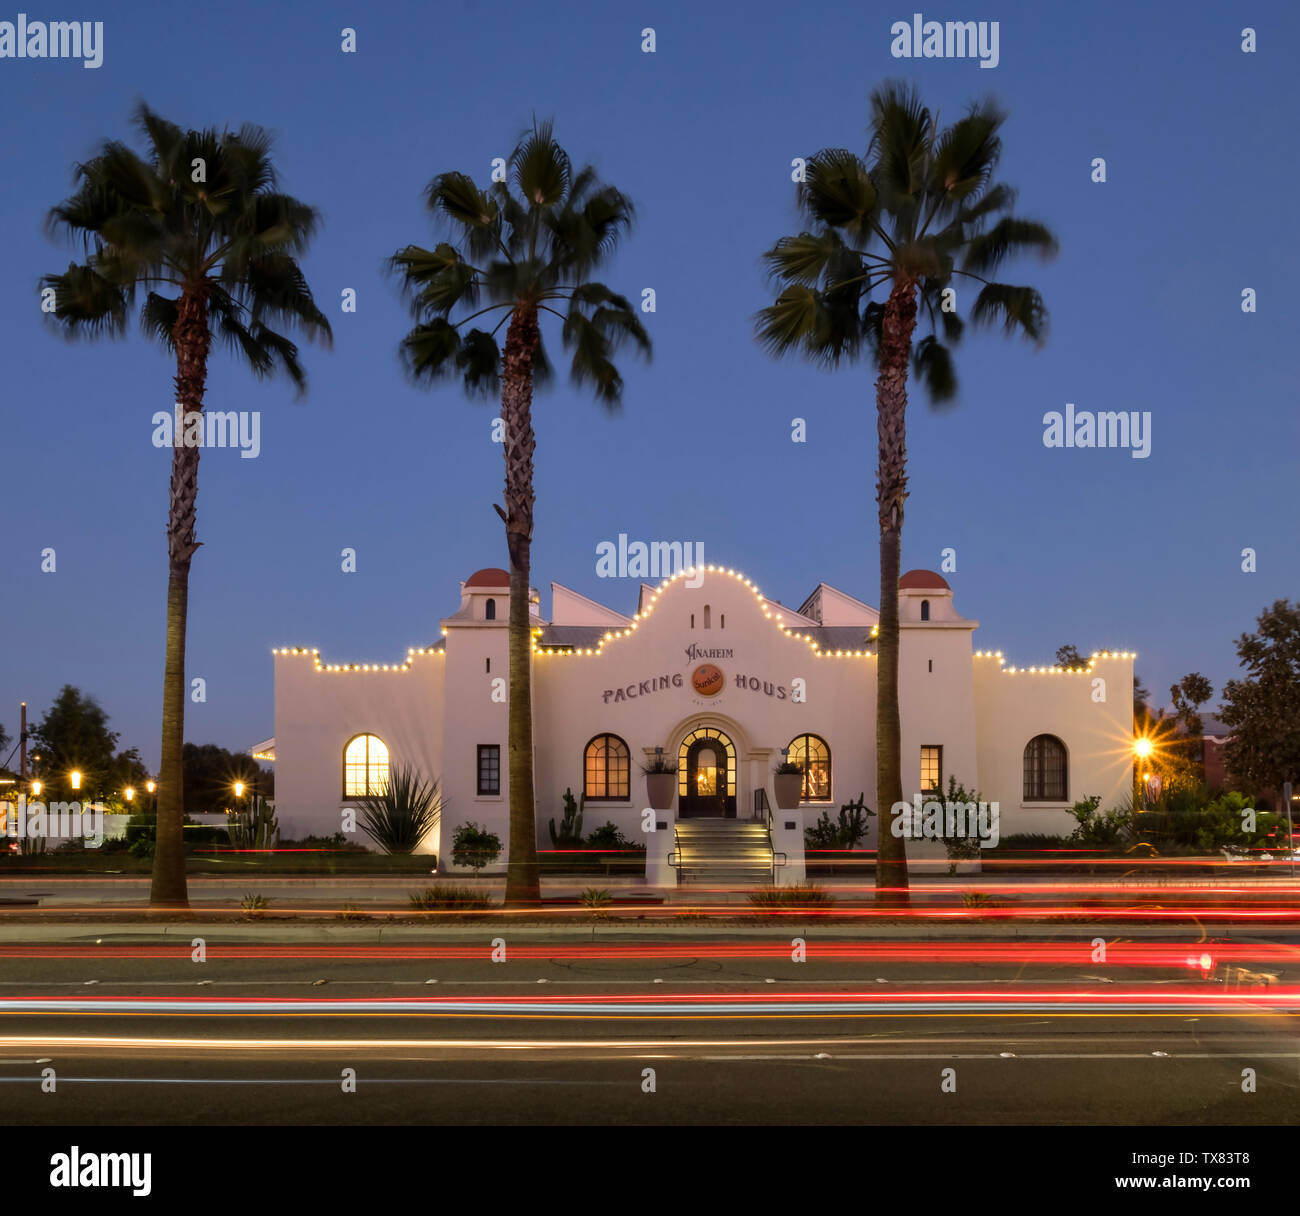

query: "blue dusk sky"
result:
(1, 0), (1296, 768)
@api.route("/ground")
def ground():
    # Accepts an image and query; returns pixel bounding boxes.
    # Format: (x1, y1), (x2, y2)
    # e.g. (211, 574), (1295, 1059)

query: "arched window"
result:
(920, 599), (930, 621)
(1023, 735), (1067, 801)
(343, 734), (389, 797)
(787, 734), (831, 800)
(485, 598), (496, 620)
(584, 734), (630, 800)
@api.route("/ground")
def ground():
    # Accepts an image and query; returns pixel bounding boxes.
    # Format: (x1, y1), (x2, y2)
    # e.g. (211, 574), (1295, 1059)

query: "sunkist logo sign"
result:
(690, 664), (725, 697)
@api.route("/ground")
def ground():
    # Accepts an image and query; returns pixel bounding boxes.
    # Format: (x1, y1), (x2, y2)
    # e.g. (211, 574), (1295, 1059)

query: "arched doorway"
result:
(679, 727), (737, 819)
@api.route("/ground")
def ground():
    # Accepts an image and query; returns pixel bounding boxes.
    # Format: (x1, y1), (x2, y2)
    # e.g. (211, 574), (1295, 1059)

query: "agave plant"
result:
(354, 765), (442, 854)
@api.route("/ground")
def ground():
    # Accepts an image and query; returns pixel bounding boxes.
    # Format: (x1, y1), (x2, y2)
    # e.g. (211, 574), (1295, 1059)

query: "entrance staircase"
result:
(673, 820), (775, 886)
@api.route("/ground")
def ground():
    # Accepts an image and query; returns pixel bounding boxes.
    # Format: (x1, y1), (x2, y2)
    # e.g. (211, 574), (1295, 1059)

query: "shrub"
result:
(586, 821), (637, 850)
(241, 893), (269, 918)
(549, 788), (584, 848)
(804, 793), (874, 849)
(994, 833), (1071, 852)
(450, 822), (502, 872)
(335, 903), (368, 921)
(408, 885), (494, 911)
(353, 768), (441, 854)
(934, 775), (987, 873)
(962, 890), (1008, 908)
(1067, 795), (1131, 848)
(747, 883), (835, 908)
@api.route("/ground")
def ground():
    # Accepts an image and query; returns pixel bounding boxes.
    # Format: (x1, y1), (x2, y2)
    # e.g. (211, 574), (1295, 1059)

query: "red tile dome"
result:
(898, 569), (950, 590)
(465, 567), (510, 588)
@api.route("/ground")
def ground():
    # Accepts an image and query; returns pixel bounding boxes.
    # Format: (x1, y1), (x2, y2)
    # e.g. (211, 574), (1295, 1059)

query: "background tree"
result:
(1160, 672), (1215, 790)
(390, 120), (650, 904)
(182, 742), (271, 815)
(28, 685), (121, 803)
(43, 105), (331, 907)
(757, 83), (1056, 901)
(1133, 672), (1152, 731)
(1222, 600), (1300, 795)
(1170, 672), (1213, 738)
(1055, 643), (1086, 669)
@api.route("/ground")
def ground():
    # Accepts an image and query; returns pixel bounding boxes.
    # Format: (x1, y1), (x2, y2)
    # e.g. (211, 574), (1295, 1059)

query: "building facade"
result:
(267, 565), (1136, 881)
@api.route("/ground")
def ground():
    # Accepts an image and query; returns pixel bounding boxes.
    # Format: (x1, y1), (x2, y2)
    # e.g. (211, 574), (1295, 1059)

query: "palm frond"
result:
(970, 282), (1048, 342)
(911, 334), (959, 404)
(800, 149), (877, 244)
(40, 264), (129, 337)
(963, 217), (1059, 274)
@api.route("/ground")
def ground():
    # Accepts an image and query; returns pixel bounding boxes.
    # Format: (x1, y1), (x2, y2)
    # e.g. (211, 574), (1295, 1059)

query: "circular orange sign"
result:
(691, 663), (725, 697)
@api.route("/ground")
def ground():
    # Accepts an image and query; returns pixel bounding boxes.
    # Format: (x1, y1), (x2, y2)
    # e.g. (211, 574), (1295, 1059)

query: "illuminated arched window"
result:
(344, 734), (389, 797)
(786, 734), (831, 800)
(584, 734), (630, 801)
(1023, 735), (1067, 801)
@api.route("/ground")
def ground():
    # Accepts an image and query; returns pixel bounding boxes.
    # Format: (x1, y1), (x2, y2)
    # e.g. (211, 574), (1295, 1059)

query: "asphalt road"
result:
(1, 935), (1297, 1124)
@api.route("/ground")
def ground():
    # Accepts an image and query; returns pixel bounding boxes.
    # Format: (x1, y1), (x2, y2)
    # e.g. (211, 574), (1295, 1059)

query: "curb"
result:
(0, 920), (1281, 944)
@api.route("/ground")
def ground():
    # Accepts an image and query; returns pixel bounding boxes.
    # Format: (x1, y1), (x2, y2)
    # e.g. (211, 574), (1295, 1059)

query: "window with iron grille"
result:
(477, 744), (500, 796)
(1023, 735), (1067, 801)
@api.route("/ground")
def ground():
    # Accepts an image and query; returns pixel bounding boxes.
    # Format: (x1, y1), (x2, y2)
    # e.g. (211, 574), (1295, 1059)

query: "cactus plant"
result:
(227, 796), (280, 850)
(548, 787), (584, 847)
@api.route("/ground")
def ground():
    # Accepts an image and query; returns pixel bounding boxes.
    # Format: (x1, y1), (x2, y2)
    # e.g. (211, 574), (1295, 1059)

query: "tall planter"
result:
(773, 773), (804, 811)
(645, 772), (676, 811)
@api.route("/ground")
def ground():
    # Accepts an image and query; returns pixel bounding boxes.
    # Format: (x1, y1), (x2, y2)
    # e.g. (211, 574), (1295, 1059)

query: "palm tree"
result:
(390, 120), (650, 904)
(757, 83), (1057, 903)
(43, 104), (332, 908)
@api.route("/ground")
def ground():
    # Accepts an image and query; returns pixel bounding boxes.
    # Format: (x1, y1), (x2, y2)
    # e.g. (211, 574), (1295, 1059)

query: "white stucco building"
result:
(266, 565), (1136, 883)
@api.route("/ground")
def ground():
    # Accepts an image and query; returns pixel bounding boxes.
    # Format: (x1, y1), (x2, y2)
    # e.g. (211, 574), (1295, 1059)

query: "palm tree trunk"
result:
(150, 289), (208, 910)
(874, 277), (918, 905)
(500, 303), (540, 905)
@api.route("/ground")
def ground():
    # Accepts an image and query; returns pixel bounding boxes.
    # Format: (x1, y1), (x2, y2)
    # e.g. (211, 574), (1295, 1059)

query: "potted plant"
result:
(641, 754), (678, 811)
(773, 760), (804, 810)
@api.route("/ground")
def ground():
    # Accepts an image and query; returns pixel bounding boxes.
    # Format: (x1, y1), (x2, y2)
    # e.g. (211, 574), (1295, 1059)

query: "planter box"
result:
(645, 772), (677, 811)
(773, 773), (804, 810)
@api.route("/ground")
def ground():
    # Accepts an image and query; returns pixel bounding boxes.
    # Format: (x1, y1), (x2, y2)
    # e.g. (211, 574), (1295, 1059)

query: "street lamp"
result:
(30, 781), (41, 798)
(125, 787), (135, 803)
(69, 770), (81, 791)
